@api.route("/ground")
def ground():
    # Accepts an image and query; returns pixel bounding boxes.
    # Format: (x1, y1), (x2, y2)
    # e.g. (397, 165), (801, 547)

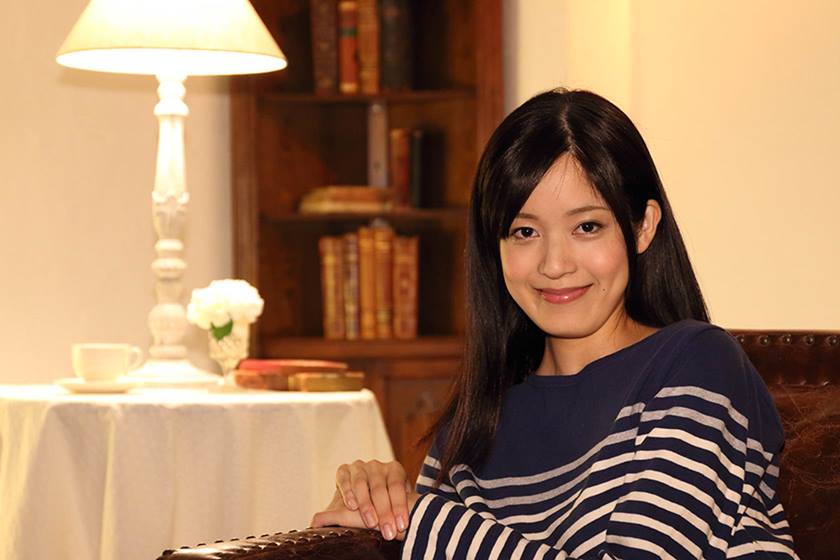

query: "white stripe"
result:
(610, 511), (702, 557)
(402, 494), (434, 557)
(747, 438), (774, 462)
(638, 427), (745, 479)
(640, 405), (746, 454)
(453, 427), (638, 488)
(569, 529), (607, 558)
(463, 451), (634, 513)
(423, 500), (457, 560)
(726, 538), (798, 557)
(465, 517), (495, 558)
(654, 386), (748, 428)
(633, 449), (743, 506)
(617, 491), (728, 553)
(416, 473), (456, 494)
(740, 511), (793, 536)
(444, 506), (475, 559)
(604, 534), (678, 560)
(510, 538), (529, 560)
(487, 526), (514, 558)
(623, 469), (737, 528)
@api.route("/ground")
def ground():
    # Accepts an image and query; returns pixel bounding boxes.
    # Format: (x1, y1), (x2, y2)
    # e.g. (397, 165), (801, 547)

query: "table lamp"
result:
(56, 0), (286, 385)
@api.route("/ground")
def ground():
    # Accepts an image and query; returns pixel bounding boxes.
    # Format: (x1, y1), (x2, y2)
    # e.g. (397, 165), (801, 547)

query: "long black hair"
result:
(431, 89), (709, 485)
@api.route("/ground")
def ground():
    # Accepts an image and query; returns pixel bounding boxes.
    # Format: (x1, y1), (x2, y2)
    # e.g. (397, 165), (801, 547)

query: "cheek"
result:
(587, 240), (629, 290)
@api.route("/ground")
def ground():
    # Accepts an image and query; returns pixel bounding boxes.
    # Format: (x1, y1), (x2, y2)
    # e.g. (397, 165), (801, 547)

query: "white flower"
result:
(187, 279), (264, 331)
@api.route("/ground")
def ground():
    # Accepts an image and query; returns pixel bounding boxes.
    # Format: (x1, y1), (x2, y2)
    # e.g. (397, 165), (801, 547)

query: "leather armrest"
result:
(157, 528), (402, 560)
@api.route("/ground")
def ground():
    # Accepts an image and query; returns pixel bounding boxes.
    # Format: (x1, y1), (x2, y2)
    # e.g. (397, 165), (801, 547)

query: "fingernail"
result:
(364, 511), (376, 528)
(396, 516), (406, 532)
(346, 494), (358, 509)
(382, 524), (395, 540)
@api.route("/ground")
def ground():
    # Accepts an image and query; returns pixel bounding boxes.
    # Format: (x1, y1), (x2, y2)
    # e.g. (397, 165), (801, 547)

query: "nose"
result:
(537, 236), (575, 279)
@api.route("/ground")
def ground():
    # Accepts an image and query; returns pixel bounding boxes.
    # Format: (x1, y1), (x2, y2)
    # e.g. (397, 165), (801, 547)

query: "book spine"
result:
(409, 128), (424, 207)
(380, 0), (412, 91)
(357, 0), (380, 95)
(310, 0), (339, 94)
(338, 1), (360, 94)
(357, 226), (377, 339)
(373, 224), (394, 338)
(389, 127), (411, 207)
(318, 236), (345, 339)
(367, 101), (389, 187)
(342, 232), (361, 340)
(393, 236), (418, 339)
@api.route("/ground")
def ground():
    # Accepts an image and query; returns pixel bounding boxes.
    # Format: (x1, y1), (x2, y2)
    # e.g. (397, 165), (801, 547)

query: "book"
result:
(392, 235), (418, 339)
(342, 231), (361, 340)
(338, 1), (360, 94)
(310, 0), (338, 94)
(288, 371), (365, 391)
(380, 0), (412, 91)
(389, 128), (411, 207)
(373, 224), (394, 338)
(409, 129), (424, 207)
(357, 0), (380, 95)
(358, 226), (377, 339)
(367, 102), (389, 187)
(299, 185), (393, 213)
(318, 236), (345, 339)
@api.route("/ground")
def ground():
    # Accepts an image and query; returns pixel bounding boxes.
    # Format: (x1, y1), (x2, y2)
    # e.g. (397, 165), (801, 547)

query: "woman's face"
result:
(499, 155), (630, 340)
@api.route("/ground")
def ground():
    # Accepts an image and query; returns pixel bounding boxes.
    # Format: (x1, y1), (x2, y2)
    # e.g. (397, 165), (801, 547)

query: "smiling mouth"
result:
(539, 285), (591, 304)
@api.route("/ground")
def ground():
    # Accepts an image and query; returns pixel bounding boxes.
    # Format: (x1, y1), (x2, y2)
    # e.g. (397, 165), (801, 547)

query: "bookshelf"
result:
(231, 0), (502, 481)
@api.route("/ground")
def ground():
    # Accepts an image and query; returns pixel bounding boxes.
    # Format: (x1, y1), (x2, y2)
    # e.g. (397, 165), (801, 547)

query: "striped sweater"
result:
(403, 320), (796, 559)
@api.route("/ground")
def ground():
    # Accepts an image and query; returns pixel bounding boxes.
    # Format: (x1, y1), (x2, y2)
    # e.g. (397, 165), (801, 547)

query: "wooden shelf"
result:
(261, 207), (467, 225)
(263, 336), (464, 360)
(261, 89), (474, 105)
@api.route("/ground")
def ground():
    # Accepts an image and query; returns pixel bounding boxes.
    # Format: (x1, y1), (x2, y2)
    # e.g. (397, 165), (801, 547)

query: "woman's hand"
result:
(310, 459), (418, 541)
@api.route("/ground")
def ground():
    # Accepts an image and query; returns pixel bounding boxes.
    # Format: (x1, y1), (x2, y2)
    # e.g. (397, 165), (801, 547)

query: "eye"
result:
(509, 226), (538, 240)
(575, 221), (602, 235)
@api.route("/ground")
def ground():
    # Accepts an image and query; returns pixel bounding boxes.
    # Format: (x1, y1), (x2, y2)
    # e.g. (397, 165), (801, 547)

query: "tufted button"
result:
(758, 335), (771, 346)
(827, 335), (839, 347)
(781, 334), (792, 344)
(804, 335), (815, 345)
(736, 335), (746, 344)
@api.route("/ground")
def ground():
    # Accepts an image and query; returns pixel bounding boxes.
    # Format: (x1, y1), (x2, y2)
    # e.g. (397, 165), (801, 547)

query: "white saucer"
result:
(55, 377), (142, 394)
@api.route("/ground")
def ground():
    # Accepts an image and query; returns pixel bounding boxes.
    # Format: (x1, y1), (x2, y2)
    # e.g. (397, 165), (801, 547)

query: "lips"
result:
(539, 285), (590, 304)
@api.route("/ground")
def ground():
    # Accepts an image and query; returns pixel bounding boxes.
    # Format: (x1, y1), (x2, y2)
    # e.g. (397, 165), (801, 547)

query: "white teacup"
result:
(72, 343), (144, 383)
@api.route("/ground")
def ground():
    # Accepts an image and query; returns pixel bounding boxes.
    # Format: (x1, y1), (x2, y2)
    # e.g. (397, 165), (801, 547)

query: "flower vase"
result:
(207, 321), (250, 388)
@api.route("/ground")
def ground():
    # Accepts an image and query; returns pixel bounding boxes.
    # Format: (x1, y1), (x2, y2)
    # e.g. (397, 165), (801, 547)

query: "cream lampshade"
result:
(57, 0), (286, 386)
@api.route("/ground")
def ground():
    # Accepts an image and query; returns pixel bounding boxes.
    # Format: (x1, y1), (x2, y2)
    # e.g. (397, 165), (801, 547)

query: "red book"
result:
(338, 1), (360, 94)
(389, 128), (411, 207)
(310, 0), (339, 94)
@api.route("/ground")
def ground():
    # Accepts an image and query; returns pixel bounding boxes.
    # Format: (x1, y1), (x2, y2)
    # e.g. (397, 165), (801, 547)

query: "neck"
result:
(535, 312), (658, 376)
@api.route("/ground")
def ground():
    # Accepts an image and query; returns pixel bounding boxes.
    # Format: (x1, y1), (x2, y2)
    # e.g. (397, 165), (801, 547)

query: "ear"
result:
(636, 199), (662, 254)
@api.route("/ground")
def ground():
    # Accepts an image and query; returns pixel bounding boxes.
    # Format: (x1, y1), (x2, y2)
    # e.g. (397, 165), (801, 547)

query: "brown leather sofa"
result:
(159, 329), (840, 560)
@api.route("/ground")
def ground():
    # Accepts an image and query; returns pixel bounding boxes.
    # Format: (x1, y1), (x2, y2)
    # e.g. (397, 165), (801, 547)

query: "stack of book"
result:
(310, 0), (413, 95)
(318, 222), (418, 340)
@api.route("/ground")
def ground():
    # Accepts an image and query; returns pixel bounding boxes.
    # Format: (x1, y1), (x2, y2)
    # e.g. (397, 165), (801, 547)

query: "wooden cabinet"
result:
(231, 0), (503, 480)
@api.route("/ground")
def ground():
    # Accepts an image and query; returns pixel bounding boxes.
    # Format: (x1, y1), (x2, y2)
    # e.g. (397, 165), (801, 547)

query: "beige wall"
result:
(505, 0), (840, 329)
(1, 1), (837, 384)
(0, 0), (232, 383)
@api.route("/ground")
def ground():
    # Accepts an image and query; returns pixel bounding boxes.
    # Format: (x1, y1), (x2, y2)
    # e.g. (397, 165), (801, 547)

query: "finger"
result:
(335, 464), (358, 510)
(387, 468), (410, 533)
(369, 468), (398, 540)
(349, 461), (378, 529)
(310, 507), (367, 529)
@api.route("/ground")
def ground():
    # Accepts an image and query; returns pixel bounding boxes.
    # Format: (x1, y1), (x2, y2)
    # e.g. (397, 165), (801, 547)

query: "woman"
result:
(312, 89), (795, 559)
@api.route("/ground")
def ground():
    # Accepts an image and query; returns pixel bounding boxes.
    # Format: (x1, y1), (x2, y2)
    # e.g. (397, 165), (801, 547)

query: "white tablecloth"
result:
(0, 385), (393, 560)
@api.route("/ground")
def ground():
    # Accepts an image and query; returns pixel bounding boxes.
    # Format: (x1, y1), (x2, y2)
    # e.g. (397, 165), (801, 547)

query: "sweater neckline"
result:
(525, 320), (688, 388)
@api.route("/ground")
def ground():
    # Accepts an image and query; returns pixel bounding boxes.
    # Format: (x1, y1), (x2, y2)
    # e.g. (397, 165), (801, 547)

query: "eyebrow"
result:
(515, 205), (609, 220)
